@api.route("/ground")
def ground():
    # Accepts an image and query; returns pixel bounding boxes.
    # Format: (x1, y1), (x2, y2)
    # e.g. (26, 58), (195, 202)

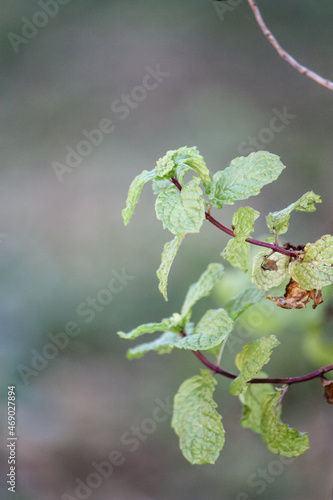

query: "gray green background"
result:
(0, 1), (332, 499)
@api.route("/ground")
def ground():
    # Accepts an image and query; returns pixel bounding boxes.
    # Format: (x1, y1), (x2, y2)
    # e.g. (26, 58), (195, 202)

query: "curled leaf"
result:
(251, 251), (290, 290)
(266, 191), (322, 236)
(172, 370), (225, 464)
(289, 234), (333, 290)
(266, 278), (323, 309)
(322, 378), (333, 404)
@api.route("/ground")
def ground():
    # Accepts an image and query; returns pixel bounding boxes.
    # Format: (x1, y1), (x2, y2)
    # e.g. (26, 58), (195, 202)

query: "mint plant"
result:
(118, 147), (333, 464)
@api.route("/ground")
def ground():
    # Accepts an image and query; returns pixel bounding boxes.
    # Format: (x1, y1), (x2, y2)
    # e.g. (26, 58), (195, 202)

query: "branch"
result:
(171, 177), (297, 258)
(192, 348), (333, 386)
(247, 0), (333, 91)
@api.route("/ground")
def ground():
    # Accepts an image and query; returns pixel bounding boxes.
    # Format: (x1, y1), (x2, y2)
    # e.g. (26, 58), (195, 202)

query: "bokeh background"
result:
(0, 1), (332, 499)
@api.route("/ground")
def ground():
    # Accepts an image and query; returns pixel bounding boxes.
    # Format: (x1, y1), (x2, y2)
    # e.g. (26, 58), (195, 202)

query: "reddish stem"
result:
(192, 348), (333, 386)
(171, 177), (297, 258)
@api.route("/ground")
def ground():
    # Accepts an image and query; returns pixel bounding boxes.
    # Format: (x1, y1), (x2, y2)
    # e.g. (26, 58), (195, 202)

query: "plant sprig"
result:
(119, 147), (333, 464)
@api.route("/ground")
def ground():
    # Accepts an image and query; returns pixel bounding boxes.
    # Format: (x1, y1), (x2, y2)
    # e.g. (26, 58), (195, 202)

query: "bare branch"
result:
(247, 0), (333, 91)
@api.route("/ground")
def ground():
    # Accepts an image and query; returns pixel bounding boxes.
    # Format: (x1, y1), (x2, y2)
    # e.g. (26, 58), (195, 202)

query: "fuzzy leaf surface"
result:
(207, 151), (285, 209)
(181, 263), (225, 318)
(157, 233), (186, 300)
(122, 169), (156, 225)
(289, 234), (333, 290)
(183, 308), (233, 350)
(155, 177), (205, 234)
(266, 191), (322, 235)
(229, 336), (280, 395)
(155, 147), (210, 187)
(251, 251), (290, 290)
(172, 370), (225, 464)
(261, 392), (310, 457)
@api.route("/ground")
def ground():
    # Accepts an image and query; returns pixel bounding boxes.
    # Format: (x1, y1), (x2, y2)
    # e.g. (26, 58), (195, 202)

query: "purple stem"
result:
(193, 349), (333, 386)
(171, 178), (297, 258)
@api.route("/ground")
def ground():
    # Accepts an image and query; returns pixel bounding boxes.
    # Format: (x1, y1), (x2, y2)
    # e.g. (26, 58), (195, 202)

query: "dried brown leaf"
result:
(322, 378), (333, 404)
(265, 278), (323, 309)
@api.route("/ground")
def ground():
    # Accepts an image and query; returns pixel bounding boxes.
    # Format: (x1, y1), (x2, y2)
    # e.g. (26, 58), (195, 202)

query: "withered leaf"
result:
(261, 256), (278, 271)
(322, 378), (333, 404)
(265, 278), (323, 309)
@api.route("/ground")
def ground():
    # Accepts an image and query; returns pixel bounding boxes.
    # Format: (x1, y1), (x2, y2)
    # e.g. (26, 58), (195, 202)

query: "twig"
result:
(247, 0), (333, 91)
(192, 348), (333, 386)
(171, 178), (297, 258)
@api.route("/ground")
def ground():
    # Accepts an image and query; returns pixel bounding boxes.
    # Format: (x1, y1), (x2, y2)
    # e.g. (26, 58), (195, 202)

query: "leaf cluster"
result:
(119, 147), (333, 464)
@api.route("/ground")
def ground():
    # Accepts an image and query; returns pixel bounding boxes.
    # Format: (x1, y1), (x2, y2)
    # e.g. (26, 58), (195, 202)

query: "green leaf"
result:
(289, 234), (333, 290)
(181, 308), (233, 350)
(155, 177), (205, 234)
(266, 191), (322, 235)
(181, 263), (225, 318)
(221, 207), (260, 271)
(117, 314), (183, 340)
(251, 251), (290, 290)
(233, 207), (261, 239)
(226, 287), (266, 321)
(207, 151), (285, 209)
(152, 178), (172, 195)
(155, 146), (211, 187)
(122, 169), (156, 225)
(229, 336), (280, 395)
(261, 392), (310, 457)
(239, 376), (275, 434)
(172, 370), (225, 464)
(157, 233), (186, 300)
(221, 239), (250, 272)
(127, 331), (180, 359)
(127, 309), (233, 358)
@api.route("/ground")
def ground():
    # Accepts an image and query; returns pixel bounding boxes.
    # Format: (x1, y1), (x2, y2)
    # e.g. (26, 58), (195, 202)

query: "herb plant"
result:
(118, 147), (333, 465)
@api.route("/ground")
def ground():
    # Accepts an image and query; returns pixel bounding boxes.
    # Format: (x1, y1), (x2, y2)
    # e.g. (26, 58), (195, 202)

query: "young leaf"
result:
(155, 177), (205, 234)
(261, 392), (310, 457)
(155, 146), (211, 187)
(172, 370), (225, 464)
(266, 191), (322, 235)
(226, 286), (266, 321)
(289, 234), (333, 290)
(122, 169), (156, 225)
(221, 207), (260, 271)
(229, 336), (280, 395)
(157, 233), (187, 300)
(251, 251), (290, 290)
(239, 377), (275, 434)
(181, 263), (225, 318)
(206, 151), (285, 209)
(117, 314), (183, 340)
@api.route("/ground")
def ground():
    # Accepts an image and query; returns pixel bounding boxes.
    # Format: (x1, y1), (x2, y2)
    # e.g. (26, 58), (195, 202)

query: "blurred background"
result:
(0, 1), (332, 499)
